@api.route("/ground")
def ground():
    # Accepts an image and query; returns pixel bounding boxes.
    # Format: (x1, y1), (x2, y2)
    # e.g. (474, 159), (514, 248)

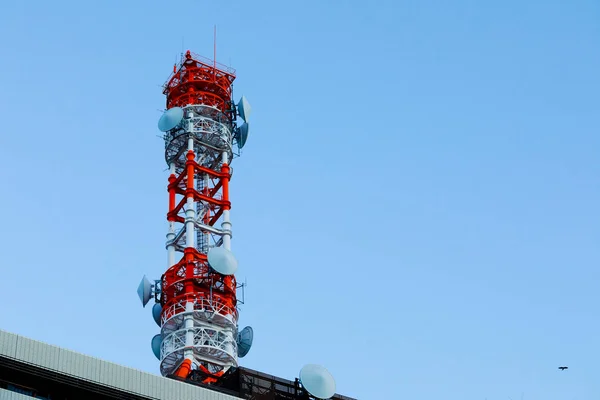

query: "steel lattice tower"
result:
(138, 49), (252, 385)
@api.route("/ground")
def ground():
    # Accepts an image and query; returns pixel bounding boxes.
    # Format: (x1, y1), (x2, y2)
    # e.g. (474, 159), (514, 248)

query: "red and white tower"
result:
(138, 50), (252, 385)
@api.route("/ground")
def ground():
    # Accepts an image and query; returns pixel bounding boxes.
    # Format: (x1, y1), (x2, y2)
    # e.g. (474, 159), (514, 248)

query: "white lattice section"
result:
(161, 296), (237, 326)
(168, 218), (226, 253)
(161, 297), (238, 335)
(164, 105), (234, 171)
(159, 325), (238, 377)
(186, 106), (233, 153)
(191, 116), (232, 139)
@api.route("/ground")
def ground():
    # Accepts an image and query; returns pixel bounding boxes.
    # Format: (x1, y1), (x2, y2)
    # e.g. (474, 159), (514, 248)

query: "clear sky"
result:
(0, 1), (599, 399)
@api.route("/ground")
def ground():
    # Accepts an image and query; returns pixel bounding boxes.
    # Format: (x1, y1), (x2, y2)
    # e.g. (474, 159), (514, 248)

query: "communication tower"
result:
(138, 50), (252, 384)
(136, 49), (346, 399)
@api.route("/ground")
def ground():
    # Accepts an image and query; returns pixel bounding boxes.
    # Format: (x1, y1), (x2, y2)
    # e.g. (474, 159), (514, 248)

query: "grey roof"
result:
(0, 329), (239, 400)
(0, 388), (37, 400)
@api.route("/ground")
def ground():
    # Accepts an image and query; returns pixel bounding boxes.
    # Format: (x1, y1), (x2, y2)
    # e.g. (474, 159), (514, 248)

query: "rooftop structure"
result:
(0, 330), (356, 400)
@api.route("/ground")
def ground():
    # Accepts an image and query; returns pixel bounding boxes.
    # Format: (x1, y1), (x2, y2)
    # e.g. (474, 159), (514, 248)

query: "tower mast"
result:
(139, 49), (252, 385)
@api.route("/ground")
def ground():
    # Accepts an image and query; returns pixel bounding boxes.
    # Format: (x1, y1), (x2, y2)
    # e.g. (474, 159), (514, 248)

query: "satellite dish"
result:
(237, 326), (253, 358)
(299, 364), (336, 400)
(152, 303), (162, 326)
(235, 122), (249, 149)
(207, 247), (238, 275)
(237, 96), (252, 121)
(158, 107), (184, 132)
(151, 334), (162, 360)
(137, 275), (153, 307)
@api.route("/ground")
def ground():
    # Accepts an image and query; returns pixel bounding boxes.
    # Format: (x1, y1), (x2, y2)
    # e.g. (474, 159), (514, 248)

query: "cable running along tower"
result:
(138, 49), (252, 385)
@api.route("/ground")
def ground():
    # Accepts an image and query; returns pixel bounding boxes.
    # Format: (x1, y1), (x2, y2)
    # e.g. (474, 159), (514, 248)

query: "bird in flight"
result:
(558, 366), (568, 371)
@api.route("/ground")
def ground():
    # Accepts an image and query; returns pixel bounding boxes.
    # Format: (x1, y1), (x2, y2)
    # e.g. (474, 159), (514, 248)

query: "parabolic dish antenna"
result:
(151, 334), (162, 360)
(207, 247), (238, 275)
(235, 122), (249, 149)
(237, 96), (252, 122)
(299, 364), (336, 400)
(137, 275), (153, 307)
(237, 326), (253, 358)
(158, 107), (184, 132)
(152, 303), (162, 326)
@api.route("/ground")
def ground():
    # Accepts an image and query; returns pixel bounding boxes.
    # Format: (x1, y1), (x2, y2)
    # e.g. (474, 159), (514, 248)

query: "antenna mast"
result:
(138, 48), (253, 385)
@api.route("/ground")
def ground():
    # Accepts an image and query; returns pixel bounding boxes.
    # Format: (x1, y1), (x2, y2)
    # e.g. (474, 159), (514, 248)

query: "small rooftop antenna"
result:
(299, 364), (336, 399)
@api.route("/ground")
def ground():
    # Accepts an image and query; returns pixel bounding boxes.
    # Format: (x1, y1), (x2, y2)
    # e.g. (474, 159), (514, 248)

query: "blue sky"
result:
(1, 1), (599, 399)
